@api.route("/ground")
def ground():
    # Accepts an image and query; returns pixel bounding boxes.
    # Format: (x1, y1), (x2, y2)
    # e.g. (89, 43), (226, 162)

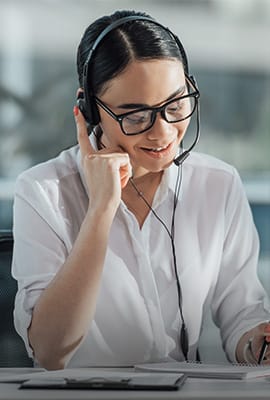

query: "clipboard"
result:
(20, 373), (186, 391)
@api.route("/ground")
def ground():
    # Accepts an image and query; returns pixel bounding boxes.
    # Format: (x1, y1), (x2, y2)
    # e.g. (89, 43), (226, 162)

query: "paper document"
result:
(135, 361), (270, 380)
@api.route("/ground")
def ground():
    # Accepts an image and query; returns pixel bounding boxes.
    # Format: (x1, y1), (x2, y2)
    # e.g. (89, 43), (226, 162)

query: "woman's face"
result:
(97, 59), (191, 177)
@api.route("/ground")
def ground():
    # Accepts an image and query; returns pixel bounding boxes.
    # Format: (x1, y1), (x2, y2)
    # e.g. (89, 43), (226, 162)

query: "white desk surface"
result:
(0, 368), (270, 400)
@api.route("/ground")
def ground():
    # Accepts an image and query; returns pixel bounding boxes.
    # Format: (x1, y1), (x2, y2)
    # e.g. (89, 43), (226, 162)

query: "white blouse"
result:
(12, 144), (270, 367)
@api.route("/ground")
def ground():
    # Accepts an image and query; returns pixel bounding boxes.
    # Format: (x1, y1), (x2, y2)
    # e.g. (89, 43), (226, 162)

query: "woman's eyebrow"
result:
(116, 85), (186, 110)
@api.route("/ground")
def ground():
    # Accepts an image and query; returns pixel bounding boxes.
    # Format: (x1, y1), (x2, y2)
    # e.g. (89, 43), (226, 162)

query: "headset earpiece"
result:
(76, 92), (100, 127)
(76, 92), (87, 119)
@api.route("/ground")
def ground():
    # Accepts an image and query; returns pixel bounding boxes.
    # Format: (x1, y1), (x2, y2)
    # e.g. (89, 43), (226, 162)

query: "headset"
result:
(77, 15), (201, 361)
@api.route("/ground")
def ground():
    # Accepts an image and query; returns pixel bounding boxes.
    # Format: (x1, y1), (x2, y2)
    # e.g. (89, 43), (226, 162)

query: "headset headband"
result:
(83, 15), (189, 79)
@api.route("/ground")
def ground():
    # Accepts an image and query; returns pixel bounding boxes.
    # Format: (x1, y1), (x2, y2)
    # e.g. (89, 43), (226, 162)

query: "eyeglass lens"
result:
(122, 95), (196, 135)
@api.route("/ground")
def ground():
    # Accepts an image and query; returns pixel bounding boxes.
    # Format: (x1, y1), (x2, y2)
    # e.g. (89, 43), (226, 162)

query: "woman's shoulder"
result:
(14, 145), (85, 203)
(185, 152), (239, 182)
(183, 151), (242, 190)
(186, 151), (236, 176)
(16, 145), (80, 184)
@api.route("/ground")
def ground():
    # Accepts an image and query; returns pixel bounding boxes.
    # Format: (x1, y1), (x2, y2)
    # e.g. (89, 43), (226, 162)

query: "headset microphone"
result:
(173, 151), (190, 166)
(174, 76), (201, 166)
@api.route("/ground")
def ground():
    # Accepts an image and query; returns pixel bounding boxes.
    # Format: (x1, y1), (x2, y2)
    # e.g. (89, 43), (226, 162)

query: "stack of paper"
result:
(135, 361), (270, 380)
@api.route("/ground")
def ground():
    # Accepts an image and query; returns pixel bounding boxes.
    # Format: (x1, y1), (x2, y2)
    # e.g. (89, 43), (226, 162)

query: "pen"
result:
(258, 338), (269, 365)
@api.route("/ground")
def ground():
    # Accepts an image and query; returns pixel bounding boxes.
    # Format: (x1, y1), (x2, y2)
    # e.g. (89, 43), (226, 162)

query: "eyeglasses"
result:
(94, 75), (200, 136)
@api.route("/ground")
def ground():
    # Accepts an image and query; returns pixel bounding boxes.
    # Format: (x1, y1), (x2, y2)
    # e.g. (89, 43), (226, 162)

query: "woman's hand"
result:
(73, 106), (132, 216)
(236, 322), (270, 365)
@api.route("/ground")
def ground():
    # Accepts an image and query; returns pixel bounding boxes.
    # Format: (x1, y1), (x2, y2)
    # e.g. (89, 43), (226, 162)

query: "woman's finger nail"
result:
(73, 105), (79, 117)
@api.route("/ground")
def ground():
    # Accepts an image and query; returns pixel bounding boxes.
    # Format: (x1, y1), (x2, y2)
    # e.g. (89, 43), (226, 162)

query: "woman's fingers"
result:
(263, 323), (270, 336)
(120, 162), (132, 188)
(73, 104), (132, 190)
(250, 323), (270, 364)
(73, 105), (95, 159)
(259, 324), (270, 364)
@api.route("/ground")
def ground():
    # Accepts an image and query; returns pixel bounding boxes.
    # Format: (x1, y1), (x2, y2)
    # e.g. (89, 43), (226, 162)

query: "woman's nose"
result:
(145, 112), (175, 141)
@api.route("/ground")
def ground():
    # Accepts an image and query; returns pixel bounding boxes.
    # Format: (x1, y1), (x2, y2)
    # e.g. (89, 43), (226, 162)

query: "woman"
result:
(12, 9), (270, 370)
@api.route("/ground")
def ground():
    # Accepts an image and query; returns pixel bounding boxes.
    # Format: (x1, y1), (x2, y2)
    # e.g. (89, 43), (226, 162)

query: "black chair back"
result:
(0, 230), (33, 367)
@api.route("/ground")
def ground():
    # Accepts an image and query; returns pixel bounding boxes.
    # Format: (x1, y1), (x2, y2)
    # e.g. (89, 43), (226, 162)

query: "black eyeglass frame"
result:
(94, 74), (200, 136)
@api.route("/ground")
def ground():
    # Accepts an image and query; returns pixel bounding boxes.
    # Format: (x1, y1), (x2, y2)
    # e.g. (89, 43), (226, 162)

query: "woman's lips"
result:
(140, 141), (174, 159)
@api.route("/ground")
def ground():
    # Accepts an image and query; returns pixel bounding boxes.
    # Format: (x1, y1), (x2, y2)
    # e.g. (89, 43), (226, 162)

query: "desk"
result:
(0, 368), (270, 399)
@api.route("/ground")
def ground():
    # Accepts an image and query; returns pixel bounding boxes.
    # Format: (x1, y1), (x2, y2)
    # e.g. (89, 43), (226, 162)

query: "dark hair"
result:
(76, 10), (187, 97)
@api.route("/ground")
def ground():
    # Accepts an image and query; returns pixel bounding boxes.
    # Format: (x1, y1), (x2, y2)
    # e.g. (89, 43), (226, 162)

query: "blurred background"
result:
(0, 0), (269, 362)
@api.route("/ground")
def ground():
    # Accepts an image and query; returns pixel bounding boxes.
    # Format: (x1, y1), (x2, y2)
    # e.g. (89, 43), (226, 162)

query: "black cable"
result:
(129, 165), (188, 361)
(170, 166), (189, 361)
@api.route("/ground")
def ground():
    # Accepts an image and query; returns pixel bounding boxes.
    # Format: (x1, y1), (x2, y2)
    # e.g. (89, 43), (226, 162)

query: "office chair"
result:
(0, 230), (33, 367)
